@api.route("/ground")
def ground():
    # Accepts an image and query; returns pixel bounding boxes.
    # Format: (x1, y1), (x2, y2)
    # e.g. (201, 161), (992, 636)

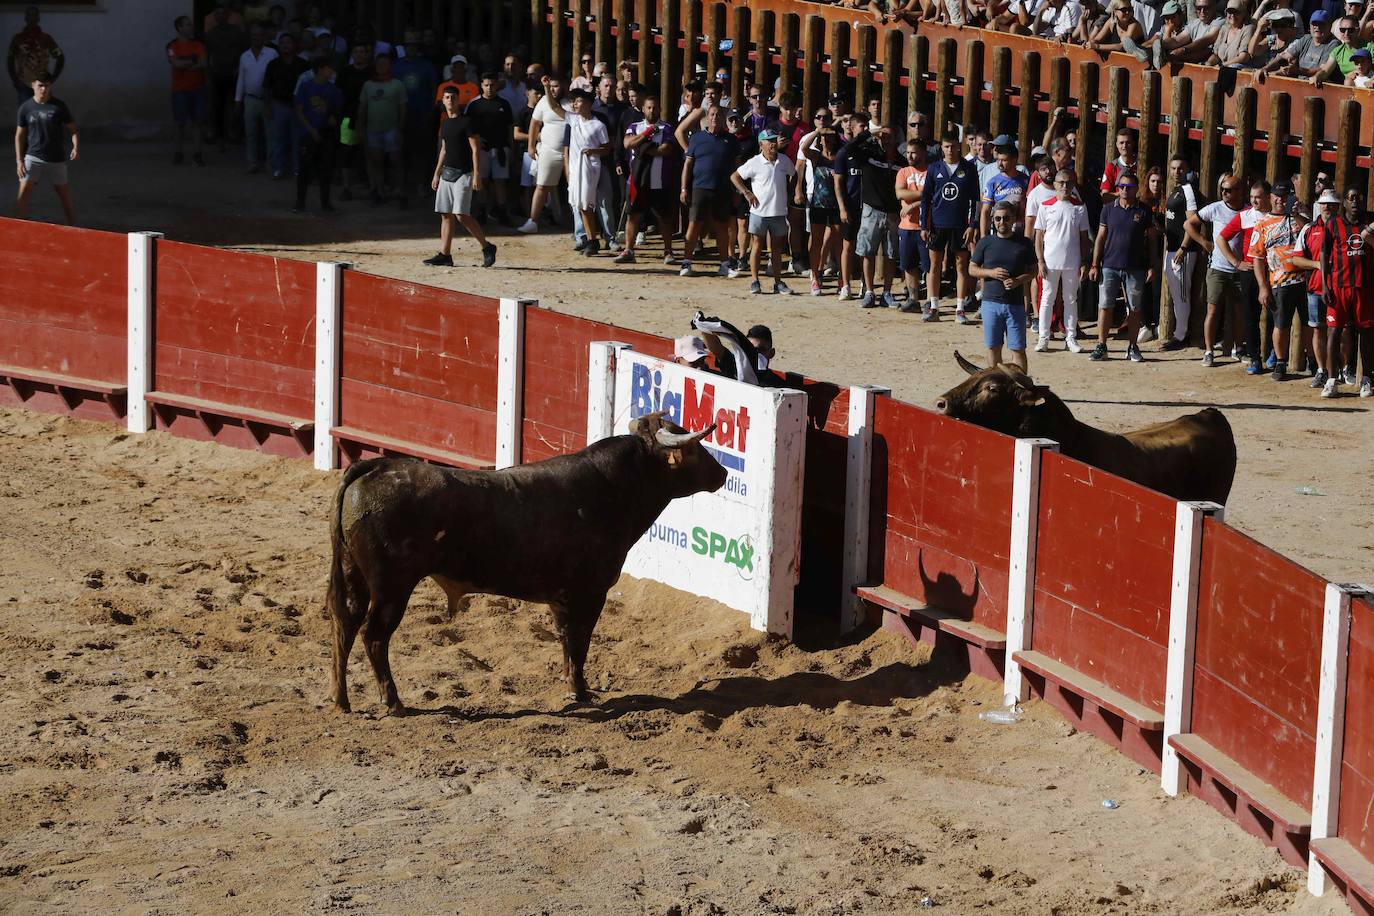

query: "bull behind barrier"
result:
(324, 412), (728, 716)
(936, 353), (1237, 505)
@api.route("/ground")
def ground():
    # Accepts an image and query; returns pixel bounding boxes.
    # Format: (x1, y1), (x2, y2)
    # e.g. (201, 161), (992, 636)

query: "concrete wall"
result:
(0, 2), (188, 137)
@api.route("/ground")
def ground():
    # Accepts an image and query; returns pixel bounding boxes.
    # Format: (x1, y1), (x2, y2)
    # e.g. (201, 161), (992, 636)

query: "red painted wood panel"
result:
(154, 240), (315, 420)
(870, 398), (1015, 632)
(338, 271), (501, 464)
(1031, 452), (1176, 712)
(520, 307), (673, 462)
(1192, 518), (1325, 808)
(1340, 596), (1374, 862)
(0, 218), (125, 383)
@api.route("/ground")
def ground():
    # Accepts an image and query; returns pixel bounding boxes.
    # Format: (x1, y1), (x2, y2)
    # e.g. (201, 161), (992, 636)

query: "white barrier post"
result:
(313, 261), (350, 471)
(1161, 500), (1225, 796)
(126, 231), (163, 434)
(1308, 582), (1371, 896)
(587, 341), (633, 444)
(1003, 437), (1058, 705)
(840, 384), (890, 633)
(496, 298), (534, 469)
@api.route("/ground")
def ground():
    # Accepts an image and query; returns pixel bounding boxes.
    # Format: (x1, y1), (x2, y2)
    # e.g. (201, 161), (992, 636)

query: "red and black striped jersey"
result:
(1318, 215), (1367, 291)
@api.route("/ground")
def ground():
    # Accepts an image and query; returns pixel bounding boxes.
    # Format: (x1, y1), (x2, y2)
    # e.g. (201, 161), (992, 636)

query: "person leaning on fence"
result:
(1263, 9), (1337, 78)
(1089, 170), (1159, 363)
(1248, 183), (1309, 381)
(1310, 15), (1374, 84)
(1033, 169), (1091, 353)
(422, 85), (496, 269)
(731, 127), (796, 296)
(1185, 172), (1247, 366)
(970, 201), (1039, 370)
(14, 72), (77, 225)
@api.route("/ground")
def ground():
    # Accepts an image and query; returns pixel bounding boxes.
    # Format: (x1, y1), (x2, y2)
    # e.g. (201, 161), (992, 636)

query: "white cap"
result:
(450, 54), (468, 65)
(674, 335), (709, 362)
(1317, 189), (1341, 205)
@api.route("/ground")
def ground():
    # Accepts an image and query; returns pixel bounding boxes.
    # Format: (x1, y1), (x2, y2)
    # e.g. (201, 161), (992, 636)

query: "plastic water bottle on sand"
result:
(979, 705), (1023, 724)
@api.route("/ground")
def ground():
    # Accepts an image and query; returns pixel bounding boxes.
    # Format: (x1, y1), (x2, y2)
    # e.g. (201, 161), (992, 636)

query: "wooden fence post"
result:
(1299, 96), (1323, 205)
(856, 24), (876, 110)
(683, 0), (702, 83)
(754, 9), (774, 91)
(934, 37), (956, 135)
(1104, 66), (1127, 172)
(829, 19), (848, 103)
(551, 0), (567, 77)
(730, 4), (749, 102)
(909, 33), (929, 128)
(1077, 60), (1099, 182)
(1016, 50), (1039, 157)
(659, 0), (680, 106)
(1336, 98), (1360, 195)
(1168, 74), (1191, 167)
(961, 39), (984, 134)
(802, 14), (824, 116)
(882, 27), (902, 130)
(1139, 69), (1160, 172)
(597, 0), (618, 71)
(990, 46), (1011, 140)
(1265, 90), (1290, 185)
(780, 13), (799, 93)
(1232, 86), (1256, 181)
(637, 0), (654, 88)
(615, 0), (631, 70)
(1198, 80), (1223, 197)
(705, 1), (724, 82)
(570, 0), (587, 77)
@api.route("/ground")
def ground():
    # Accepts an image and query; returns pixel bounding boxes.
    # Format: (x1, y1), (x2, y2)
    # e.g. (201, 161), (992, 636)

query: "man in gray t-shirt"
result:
(1264, 11), (1336, 76)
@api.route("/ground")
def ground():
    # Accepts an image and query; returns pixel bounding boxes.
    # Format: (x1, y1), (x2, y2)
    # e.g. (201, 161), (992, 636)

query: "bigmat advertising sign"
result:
(588, 345), (807, 636)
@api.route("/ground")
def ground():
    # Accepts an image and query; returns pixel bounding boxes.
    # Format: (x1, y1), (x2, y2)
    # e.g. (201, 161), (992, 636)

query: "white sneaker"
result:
(837, 286), (853, 301)
(1034, 337), (1050, 353)
(1322, 378), (1338, 398)
(1137, 326), (1158, 344)
(516, 218), (539, 234)
(636, 232), (646, 246)
(1066, 334), (1083, 354)
(679, 260), (693, 277)
(1362, 376), (1373, 398)
(727, 263), (743, 279)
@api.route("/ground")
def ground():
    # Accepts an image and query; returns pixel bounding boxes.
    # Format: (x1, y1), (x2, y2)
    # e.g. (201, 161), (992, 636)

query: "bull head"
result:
(935, 353), (1052, 436)
(629, 412), (727, 492)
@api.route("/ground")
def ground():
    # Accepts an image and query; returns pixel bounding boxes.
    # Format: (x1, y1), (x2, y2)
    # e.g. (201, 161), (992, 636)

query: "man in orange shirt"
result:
(434, 54), (479, 125)
(166, 15), (207, 166)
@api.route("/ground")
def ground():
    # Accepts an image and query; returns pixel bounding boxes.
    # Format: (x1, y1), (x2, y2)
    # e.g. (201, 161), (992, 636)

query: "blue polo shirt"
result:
(684, 129), (736, 191)
(1100, 201), (1154, 271)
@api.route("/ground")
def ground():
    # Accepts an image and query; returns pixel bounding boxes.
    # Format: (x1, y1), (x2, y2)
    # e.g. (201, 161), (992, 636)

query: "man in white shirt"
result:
(1033, 169), (1091, 352)
(613, 95), (678, 264)
(731, 128), (796, 295)
(235, 25), (279, 173)
(564, 89), (611, 256)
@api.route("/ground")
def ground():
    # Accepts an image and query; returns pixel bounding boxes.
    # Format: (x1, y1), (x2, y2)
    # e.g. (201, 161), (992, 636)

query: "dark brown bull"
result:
(325, 412), (728, 715)
(936, 353), (1237, 504)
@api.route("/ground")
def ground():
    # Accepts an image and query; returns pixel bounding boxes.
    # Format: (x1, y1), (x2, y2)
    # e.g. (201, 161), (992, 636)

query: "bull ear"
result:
(1016, 384), (1050, 407)
(954, 351), (983, 376)
(628, 411), (665, 439)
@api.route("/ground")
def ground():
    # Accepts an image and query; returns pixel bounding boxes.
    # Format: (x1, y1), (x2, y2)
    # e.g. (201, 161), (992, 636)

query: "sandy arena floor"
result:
(0, 140), (1367, 912)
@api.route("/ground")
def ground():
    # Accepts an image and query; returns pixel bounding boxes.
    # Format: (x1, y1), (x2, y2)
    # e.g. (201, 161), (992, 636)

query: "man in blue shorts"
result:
(969, 201), (1038, 369)
(1089, 170), (1160, 362)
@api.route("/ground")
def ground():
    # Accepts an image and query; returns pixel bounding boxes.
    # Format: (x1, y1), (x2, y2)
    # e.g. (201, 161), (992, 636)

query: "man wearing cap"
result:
(1311, 15), (1374, 83)
(1034, 170), (1091, 352)
(731, 127), (796, 295)
(970, 202), (1039, 370)
(1166, 0), (1223, 63)
(980, 139), (1028, 236)
(565, 89), (611, 257)
(1247, 10), (1303, 68)
(1266, 10), (1337, 75)
(1089, 170), (1159, 362)
(435, 54), (478, 112)
(673, 335), (712, 371)
(422, 84), (496, 269)
(1291, 188), (1374, 396)
(679, 105), (739, 278)
(1248, 183), (1308, 380)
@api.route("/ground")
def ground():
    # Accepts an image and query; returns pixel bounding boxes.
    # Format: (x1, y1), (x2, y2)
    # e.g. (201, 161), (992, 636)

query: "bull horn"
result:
(656, 423), (716, 449)
(954, 350), (983, 376)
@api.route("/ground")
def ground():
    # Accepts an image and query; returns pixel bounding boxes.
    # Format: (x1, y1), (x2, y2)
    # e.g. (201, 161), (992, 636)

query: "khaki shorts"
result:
(1205, 267), (1243, 307)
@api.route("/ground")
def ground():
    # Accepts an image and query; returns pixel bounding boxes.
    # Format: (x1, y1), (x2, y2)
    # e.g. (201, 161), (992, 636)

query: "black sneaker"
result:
(422, 251), (454, 267)
(1159, 338), (1186, 352)
(1089, 343), (1109, 361)
(1272, 361), (1287, 381)
(481, 243), (497, 268)
(1310, 369), (1329, 389)
(573, 238), (588, 253)
(582, 240), (600, 257)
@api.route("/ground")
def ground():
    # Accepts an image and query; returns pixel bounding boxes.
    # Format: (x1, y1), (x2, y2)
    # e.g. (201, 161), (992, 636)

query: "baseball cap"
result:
(1311, 9), (1332, 22)
(1263, 8), (1296, 21)
(675, 335), (709, 362)
(1356, 48), (1374, 59)
(1272, 181), (1294, 197)
(1224, 1), (1243, 11)
(991, 133), (1015, 147)
(1317, 189), (1341, 204)
(828, 92), (847, 104)
(758, 128), (780, 141)
(1161, 0), (1183, 14)
(567, 87), (593, 100)
(450, 53), (468, 65)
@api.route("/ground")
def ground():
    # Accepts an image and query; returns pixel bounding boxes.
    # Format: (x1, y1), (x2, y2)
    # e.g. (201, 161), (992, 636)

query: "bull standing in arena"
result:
(325, 412), (727, 715)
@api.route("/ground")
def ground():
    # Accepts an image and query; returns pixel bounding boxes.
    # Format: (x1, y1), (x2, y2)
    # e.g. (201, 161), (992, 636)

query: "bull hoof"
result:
(332, 697), (352, 714)
(385, 702), (410, 717)
(565, 689), (598, 705)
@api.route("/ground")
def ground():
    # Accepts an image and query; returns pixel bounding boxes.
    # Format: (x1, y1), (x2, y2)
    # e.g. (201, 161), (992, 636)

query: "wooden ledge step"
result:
(0, 363), (126, 397)
(1168, 733), (1312, 832)
(331, 425), (493, 470)
(1311, 837), (1374, 905)
(146, 391), (312, 433)
(855, 584), (1007, 649)
(1013, 649), (1165, 731)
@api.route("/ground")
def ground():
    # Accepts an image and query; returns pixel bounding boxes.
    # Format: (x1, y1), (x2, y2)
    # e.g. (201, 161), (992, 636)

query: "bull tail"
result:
(326, 458), (386, 622)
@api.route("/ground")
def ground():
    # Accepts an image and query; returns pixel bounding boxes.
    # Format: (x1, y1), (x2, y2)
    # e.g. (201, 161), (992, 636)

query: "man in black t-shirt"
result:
(850, 124), (903, 310)
(969, 201), (1038, 369)
(464, 72), (514, 222)
(1160, 154), (1201, 350)
(335, 42), (374, 200)
(15, 73), (78, 224)
(423, 85), (495, 269)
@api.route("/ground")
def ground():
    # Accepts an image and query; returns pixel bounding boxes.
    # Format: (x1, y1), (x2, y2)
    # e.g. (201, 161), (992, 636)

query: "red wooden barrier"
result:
(0, 218), (127, 421)
(151, 241), (315, 456)
(520, 306), (673, 463)
(336, 270), (501, 468)
(864, 398), (1014, 676)
(1186, 518), (1326, 864)
(1023, 451), (1176, 770)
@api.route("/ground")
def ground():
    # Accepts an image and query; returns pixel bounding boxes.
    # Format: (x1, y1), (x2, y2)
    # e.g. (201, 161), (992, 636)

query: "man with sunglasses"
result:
(1217, 180), (1274, 373)
(970, 202), (1039, 370)
(1164, 0), (1222, 63)
(1033, 169), (1090, 352)
(1185, 173), (1247, 366)
(1310, 15), (1374, 83)
(1247, 183), (1308, 381)
(1291, 189), (1374, 396)
(1265, 10), (1337, 77)
(1089, 171), (1158, 361)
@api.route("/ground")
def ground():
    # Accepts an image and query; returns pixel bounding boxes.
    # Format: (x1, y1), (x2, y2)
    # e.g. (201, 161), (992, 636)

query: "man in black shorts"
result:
(832, 111), (870, 301)
(920, 129), (980, 321)
(14, 72), (77, 223)
(679, 105), (737, 278)
(613, 95), (677, 264)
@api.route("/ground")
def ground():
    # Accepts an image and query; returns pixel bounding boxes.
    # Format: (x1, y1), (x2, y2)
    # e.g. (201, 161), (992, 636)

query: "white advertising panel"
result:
(589, 346), (807, 636)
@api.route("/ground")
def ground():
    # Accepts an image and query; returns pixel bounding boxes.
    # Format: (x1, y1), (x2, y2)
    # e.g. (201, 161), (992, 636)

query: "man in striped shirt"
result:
(1292, 189), (1374, 397)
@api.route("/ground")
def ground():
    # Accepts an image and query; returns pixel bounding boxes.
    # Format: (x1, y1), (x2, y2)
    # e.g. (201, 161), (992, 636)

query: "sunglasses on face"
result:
(1118, 182), (1138, 189)
(815, 113), (831, 120)
(1221, 184), (1240, 192)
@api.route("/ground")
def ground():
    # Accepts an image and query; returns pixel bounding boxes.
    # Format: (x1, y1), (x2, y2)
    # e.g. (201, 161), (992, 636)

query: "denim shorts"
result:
(747, 213), (789, 237)
(982, 299), (1028, 350)
(1307, 292), (1323, 329)
(855, 203), (898, 259)
(1098, 267), (1146, 313)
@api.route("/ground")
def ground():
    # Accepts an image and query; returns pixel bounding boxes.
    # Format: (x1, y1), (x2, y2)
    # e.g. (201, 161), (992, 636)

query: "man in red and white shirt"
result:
(1099, 127), (1139, 202)
(1218, 180), (1273, 373)
(1291, 189), (1374, 397)
(1247, 183), (1309, 381)
(1033, 168), (1090, 352)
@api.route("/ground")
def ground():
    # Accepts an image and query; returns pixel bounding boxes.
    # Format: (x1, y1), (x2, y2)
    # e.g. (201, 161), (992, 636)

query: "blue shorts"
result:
(1099, 267), (1147, 312)
(366, 128), (402, 153)
(1307, 292), (1323, 329)
(898, 228), (929, 276)
(172, 88), (206, 125)
(982, 299), (1028, 350)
